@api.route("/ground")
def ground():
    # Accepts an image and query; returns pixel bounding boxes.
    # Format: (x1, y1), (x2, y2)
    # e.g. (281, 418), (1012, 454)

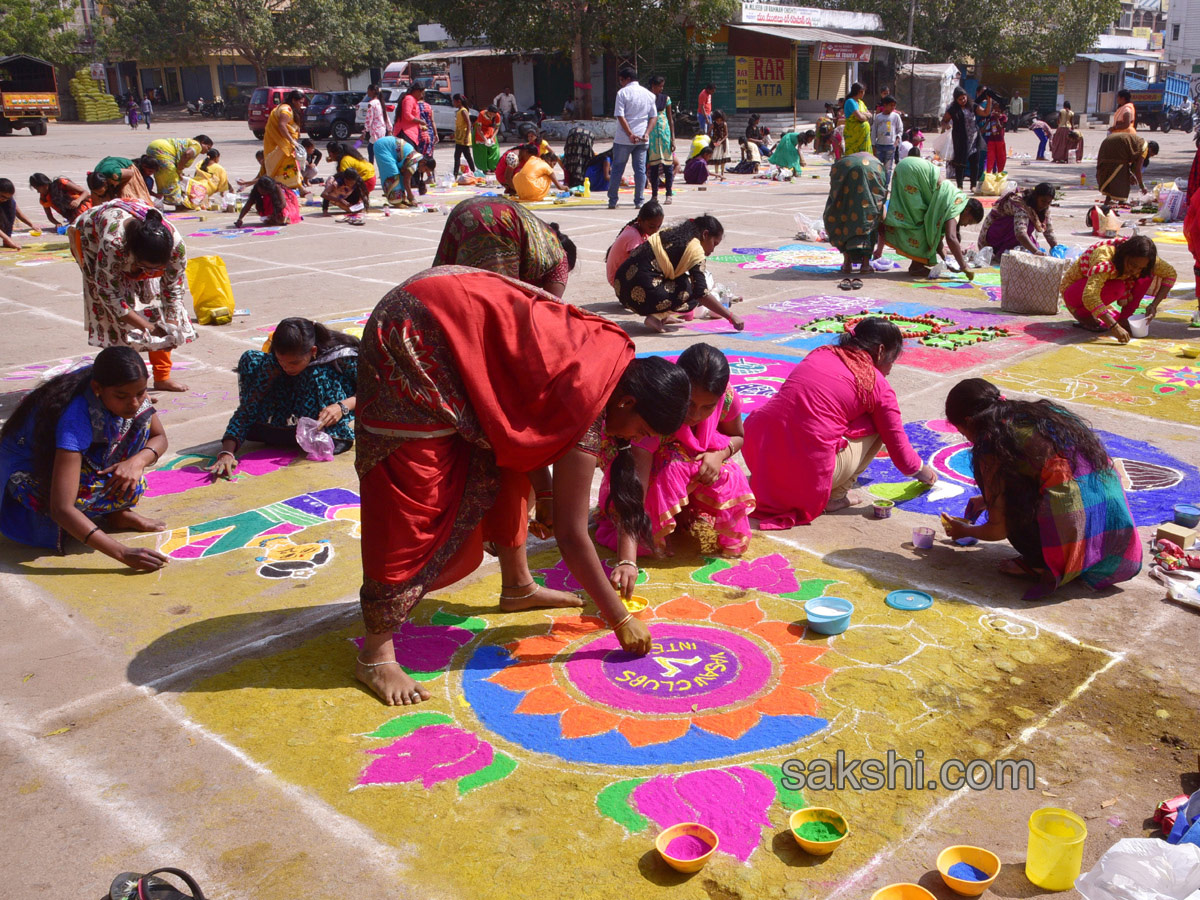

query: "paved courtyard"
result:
(1, 118), (1199, 899)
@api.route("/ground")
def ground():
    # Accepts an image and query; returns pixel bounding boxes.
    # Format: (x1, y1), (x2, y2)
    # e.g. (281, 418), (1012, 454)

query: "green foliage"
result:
(288, 0), (420, 76)
(0, 0), (81, 68)
(829, 0), (1122, 70)
(102, 0), (206, 66)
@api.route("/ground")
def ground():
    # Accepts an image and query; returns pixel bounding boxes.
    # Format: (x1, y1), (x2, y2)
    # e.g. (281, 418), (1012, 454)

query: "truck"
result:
(1127, 72), (1191, 133)
(0, 54), (59, 136)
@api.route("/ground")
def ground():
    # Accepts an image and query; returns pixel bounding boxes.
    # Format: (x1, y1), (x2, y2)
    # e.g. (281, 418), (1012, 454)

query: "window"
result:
(1174, 24), (1182, 40)
(1099, 72), (1118, 93)
(1119, 11), (1132, 28)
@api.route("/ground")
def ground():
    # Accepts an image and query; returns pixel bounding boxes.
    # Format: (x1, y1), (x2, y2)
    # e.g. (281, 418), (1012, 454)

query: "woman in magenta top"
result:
(395, 84), (424, 145)
(743, 318), (936, 528)
(606, 200), (663, 287)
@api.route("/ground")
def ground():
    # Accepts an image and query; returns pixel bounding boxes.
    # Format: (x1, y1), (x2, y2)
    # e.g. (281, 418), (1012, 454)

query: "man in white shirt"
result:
(362, 84), (387, 164)
(494, 87), (517, 135)
(140, 94), (153, 130)
(1008, 90), (1024, 131)
(609, 65), (657, 209)
(871, 95), (903, 185)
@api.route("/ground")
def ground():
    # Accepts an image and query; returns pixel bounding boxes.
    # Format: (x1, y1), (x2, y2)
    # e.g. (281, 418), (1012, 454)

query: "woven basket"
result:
(1000, 250), (1069, 315)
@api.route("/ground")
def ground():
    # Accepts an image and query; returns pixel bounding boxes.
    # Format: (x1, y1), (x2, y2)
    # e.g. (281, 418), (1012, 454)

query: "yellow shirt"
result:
(339, 155), (375, 182)
(514, 157), (554, 202)
(455, 107), (473, 145)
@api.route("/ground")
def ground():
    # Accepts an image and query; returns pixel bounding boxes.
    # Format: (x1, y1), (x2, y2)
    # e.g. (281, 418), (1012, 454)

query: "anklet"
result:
(500, 581), (540, 601)
(356, 655), (401, 668)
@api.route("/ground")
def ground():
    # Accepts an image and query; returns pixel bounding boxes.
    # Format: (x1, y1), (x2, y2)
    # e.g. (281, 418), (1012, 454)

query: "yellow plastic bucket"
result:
(1025, 807), (1086, 891)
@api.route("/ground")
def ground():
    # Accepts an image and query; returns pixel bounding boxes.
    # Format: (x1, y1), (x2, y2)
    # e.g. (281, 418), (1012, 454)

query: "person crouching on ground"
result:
(606, 200), (663, 288)
(235, 176), (301, 227)
(684, 145), (713, 185)
(206, 318), (358, 479)
(0, 346), (169, 571)
(1060, 235), (1176, 343)
(941, 378), (1140, 599)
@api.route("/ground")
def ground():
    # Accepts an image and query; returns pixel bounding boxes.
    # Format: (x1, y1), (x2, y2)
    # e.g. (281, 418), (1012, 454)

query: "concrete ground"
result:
(1, 117), (1199, 900)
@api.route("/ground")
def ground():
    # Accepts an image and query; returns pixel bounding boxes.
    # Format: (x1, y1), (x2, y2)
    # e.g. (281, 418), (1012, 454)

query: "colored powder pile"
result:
(947, 862), (990, 881)
(664, 834), (712, 860)
(796, 820), (844, 842)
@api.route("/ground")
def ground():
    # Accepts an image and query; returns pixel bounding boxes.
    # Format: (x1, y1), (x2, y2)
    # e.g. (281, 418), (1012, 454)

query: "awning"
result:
(406, 47), (512, 61)
(730, 23), (923, 53)
(1078, 52), (1152, 63)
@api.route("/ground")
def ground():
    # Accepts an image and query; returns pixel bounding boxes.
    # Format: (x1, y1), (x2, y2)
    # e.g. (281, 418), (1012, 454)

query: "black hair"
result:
(126, 208), (173, 266)
(849, 81), (865, 99)
(1022, 182), (1055, 223)
(605, 357), (691, 547)
(339, 167), (360, 183)
(704, 83), (715, 92)
(1112, 234), (1157, 279)
(519, 142), (540, 156)
(1063, 100), (1072, 109)
(327, 141), (365, 162)
(199, 148), (220, 172)
(0, 347), (147, 503)
(649, 74), (666, 88)
(1117, 88), (1132, 102)
(301, 137), (315, 149)
(368, 82), (379, 93)
(255, 149), (265, 160)
(0, 177), (14, 194)
(907, 145), (922, 157)
(677, 343), (730, 395)
(272, 316), (359, 361)
(945, 378), (1112, 517)
(518, 123), (538, 140)
(953, 86), (967, 100)
(839, 316), (904, 367)
(698, 145), (714, 156)
(286, 90), (304, 106)
(748, 113), (761, 125)
(86, 171), (105, 192)
(547, 222), (576, 271)
(692, 213), (723, 239)
(453, 92), (468, 106)
(962, 197), (985, 224)
(880, 94), (896, 106)
(798, 129), (815, 146)
(135, 154), (159, 172)
(637, 199), (664, 223)
(1147, 140), (1160, 155)
(193, 134), (212, 147)
(713, 109), (726, 121)
(618, 64), (638, 81)
(29, 173), (51, 189)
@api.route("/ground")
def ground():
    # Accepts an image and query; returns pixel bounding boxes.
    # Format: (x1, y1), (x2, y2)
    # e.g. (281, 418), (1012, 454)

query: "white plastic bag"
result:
(1075, 838), (1200, 900)
(932, 130), (954, 163)
(793, 212), (824, 242)
(295, 417), (335, 461)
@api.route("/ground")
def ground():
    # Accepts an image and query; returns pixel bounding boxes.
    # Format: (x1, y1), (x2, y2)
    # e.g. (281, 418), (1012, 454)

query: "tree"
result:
(832, 0), (1121, 71)
(288, 0), (420, 77)
(428, 0), (737, 119)
(0, 0), (81, 69)
(102, 0), (208, 68)
(193, 0), (292, 86)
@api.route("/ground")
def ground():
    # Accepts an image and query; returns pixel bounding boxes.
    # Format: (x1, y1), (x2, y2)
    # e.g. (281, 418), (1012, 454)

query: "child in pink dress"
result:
(605, 200), (664, 288)
(597, 344), (755, 596)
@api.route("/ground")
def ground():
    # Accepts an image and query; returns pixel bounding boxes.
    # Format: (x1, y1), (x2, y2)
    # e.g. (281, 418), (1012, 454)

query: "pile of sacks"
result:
(69, 73), (121, 122)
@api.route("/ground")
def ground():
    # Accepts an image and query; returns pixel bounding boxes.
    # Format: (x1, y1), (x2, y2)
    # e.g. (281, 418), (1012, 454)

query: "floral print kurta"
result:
(69, 199), (196, 352)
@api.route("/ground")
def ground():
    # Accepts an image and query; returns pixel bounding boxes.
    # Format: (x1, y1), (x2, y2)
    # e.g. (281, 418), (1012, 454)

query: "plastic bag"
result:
(295, 417), (335, 461)
(1075, 838), (1200, 900)
(932, 130), (954, 163)
(1050, 244), (1070, 259)
(979, 171), (1008, 196)
(793, 212), (824, 242)
(186, 255), (234, 325)
(1158, 188), (1186, 222)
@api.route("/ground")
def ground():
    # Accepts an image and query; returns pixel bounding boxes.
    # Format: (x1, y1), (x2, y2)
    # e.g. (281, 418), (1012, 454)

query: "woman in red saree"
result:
(355, 268), (691, 705)
(1186, 133), (1200, 326)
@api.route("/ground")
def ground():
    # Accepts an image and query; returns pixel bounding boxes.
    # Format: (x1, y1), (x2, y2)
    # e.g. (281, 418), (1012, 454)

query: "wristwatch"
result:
(337, 400), (350, 418)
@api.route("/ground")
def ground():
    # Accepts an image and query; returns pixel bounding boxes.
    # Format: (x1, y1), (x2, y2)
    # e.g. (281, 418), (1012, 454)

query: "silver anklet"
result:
(500, 581), (540, 601)
(356, 655), (401, 668)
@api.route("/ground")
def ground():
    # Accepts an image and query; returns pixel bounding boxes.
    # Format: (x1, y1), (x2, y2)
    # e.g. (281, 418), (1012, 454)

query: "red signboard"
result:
(817, 43), (872, 63)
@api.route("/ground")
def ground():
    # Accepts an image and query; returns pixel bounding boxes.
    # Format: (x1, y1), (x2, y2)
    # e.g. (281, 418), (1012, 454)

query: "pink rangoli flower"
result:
(360, 723), (493, 788)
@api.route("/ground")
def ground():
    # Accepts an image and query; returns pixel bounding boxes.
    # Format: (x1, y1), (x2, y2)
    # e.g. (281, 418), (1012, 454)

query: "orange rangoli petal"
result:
(549, 615), (607, 640)
(708, 600), (765, 628)
(753, 684), (819, 717)
(487, 662), (555, 693)
(778, 643), (829, 665)
(654, 595), (715, 621)
(513, 685), (575, 715)
(779, 661), (835, 688)
(505, 633), (571, 663)
(748, 620), (806, 646)
(559, 705), (621, 739)
(617, 716), (691, 747)
(691, 706), (761, 740)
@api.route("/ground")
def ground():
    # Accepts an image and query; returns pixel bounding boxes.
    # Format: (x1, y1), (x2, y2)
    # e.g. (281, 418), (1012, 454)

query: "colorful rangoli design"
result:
(860, 419), (1200, 526)
(642, 351), (798, 414)
(711, 242), (904, 273)
(800, 309), (1010, 350)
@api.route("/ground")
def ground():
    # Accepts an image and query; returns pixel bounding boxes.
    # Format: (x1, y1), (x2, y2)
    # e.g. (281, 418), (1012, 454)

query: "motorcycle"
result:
(201, 97), (225, 118)
(674, 110), (699, 139)
(1006, 109), (1035, 132)
(186, 100), (200, 116)
(1161, 105), (1194, 134)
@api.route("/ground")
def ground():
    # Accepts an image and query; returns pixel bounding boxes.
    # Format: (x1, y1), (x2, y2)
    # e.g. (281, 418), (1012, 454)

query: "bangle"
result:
(144, 445), (160, 464)
(83, 524), (101, 546)
(217, 450), (235, 459)
(616, 559), (638, 570)
(611, 612), (634, 631)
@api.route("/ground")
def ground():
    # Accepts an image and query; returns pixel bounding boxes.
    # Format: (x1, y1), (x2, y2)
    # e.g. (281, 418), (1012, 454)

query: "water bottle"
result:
(583, 177), (591, 197)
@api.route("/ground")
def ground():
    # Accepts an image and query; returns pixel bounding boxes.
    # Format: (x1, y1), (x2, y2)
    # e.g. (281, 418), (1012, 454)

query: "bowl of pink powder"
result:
(655, 822), (719, 873)
(789, 806), (849, 855)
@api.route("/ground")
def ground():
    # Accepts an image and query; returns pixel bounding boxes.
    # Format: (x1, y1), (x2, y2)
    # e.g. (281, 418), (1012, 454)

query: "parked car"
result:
(306, 90), (365, 140)
(356, 88), (476, 140)
(247, 85), (314, 139)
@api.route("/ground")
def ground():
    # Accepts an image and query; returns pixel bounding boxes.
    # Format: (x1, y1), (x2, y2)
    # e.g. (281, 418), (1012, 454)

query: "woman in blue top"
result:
(0, 346), (169, 570)
(374, 135), (435, 207)
(207, 317), (358, 479)
(585, 150), (612, 191)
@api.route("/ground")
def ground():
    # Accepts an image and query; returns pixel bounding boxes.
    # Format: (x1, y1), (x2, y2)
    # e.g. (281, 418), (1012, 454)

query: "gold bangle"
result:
(612, 612), (634, 631)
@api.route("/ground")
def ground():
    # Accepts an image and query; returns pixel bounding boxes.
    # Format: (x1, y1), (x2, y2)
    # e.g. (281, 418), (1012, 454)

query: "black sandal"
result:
(108, 868), (206, 900)
(850, 278), (864, 290)
(837, 278), (853, 291)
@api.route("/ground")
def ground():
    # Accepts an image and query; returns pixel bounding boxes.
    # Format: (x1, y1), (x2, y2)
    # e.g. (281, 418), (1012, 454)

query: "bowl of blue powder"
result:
(937, 844), (1000, 896)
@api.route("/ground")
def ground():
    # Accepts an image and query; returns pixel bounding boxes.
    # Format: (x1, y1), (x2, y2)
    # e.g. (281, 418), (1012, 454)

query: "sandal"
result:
(850, 278), (864, 290)
(109, 868), (207, 900)
(837, 278), (854, 291)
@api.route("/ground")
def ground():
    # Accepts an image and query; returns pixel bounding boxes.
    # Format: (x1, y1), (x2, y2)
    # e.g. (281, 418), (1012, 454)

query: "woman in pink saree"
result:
(597, 344), (754, 597)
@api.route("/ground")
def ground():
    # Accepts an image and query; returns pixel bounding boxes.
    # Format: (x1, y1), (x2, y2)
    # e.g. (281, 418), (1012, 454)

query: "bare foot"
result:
(997, 558), (1042, 579)
(824, 490), (864, 513)
(355, 659), (431, 706)
(644, 315), (667, 334)
(152, 379), (189, 392)
(840, 261), (853, 274)
(499, 584), (585, 613)
(859, 261), (872, 274)
(107, 508), (166, 532)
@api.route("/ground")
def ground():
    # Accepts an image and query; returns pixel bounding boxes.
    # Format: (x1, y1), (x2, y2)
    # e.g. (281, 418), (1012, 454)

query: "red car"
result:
(247, 86), (313, 139)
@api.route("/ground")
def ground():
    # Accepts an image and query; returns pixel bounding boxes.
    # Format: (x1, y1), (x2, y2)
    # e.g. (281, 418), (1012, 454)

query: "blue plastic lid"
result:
(885, 589), (933, 611)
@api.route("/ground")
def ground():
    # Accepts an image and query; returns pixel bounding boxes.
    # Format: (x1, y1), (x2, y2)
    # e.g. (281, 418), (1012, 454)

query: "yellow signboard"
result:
(735, 55), (793, 109)
(1132, 26), (1152, 38)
